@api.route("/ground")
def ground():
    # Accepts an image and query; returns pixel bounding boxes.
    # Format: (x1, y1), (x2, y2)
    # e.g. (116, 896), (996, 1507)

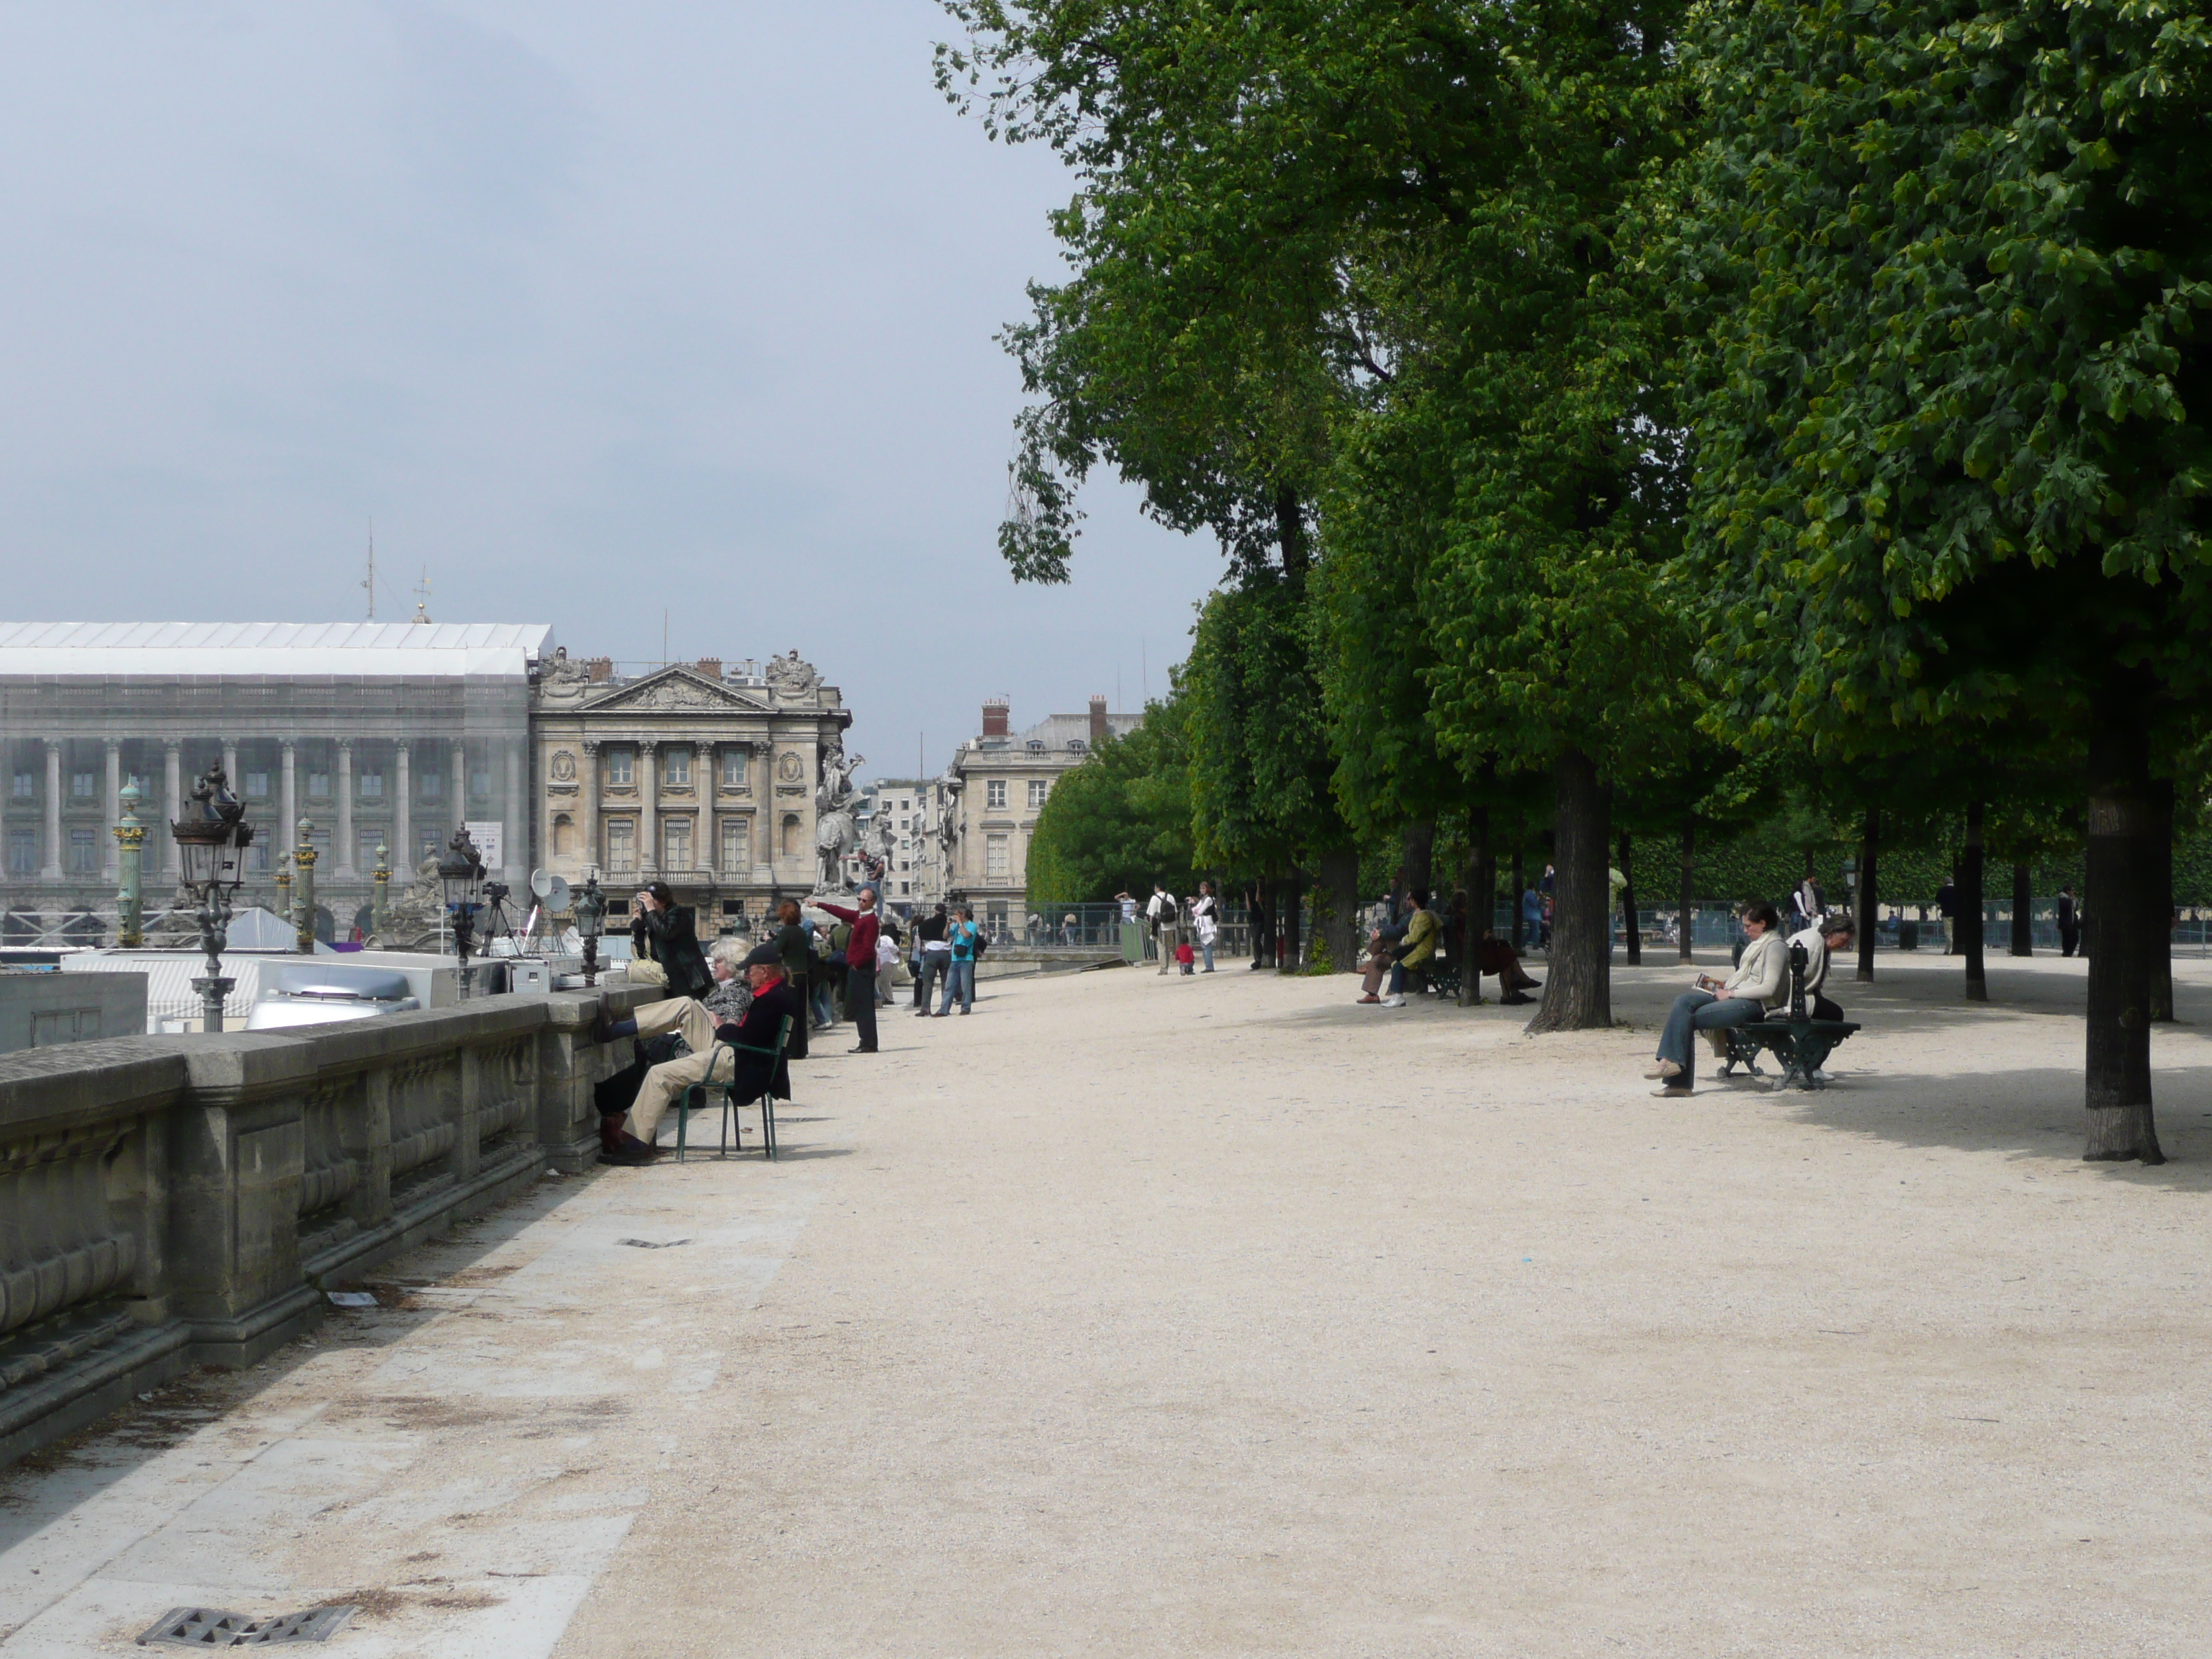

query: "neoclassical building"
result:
(531, 647), (851, 927)
(0, 624), (850, 942)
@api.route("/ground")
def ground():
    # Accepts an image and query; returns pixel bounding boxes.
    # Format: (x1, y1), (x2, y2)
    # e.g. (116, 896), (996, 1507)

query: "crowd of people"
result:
(590, 880), (1000, 1164)
(1112, 883), (1223, 976)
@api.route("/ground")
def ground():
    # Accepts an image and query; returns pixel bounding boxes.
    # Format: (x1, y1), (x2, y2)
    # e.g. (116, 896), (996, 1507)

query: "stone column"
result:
(335, 740), (356, 877)
(222, 738), (238, 785)
(42, 740), (63, 881)
(579, 742), (600, 876)
(451, 742), (467, 845)
(504, 736), (524, 885)
(637, 741), (658, 877)
(393, 741), (412, 872)
(163, 738), (184, 878)
(755, 743), (773, 869)
(279, 742), (297, 868)
(701, 745), (718, 881)
(102, 738), (121, 881)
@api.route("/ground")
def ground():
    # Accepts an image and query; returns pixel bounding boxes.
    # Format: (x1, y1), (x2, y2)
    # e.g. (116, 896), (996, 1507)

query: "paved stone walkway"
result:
(3, 953), (2211, 1656)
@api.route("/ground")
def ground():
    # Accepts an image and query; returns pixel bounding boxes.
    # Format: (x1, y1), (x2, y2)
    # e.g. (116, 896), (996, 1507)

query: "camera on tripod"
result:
(482, 881), (510, 904)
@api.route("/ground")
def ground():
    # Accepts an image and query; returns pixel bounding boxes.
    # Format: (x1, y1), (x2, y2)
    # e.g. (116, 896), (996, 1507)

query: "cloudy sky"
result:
(0, 2), (1215, 778)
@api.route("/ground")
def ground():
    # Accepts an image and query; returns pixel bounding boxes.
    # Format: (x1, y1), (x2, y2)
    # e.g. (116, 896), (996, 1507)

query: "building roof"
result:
(0, 623), (553, 678)
(1018, 711), (1143, 750)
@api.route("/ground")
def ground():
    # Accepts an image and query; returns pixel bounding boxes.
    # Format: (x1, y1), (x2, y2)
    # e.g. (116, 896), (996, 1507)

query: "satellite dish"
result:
(541, 874), (572, 913)
(530, 868), (555, 899)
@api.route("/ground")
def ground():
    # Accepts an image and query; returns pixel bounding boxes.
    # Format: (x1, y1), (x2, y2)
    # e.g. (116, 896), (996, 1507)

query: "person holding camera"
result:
(629, 881), (711, 999)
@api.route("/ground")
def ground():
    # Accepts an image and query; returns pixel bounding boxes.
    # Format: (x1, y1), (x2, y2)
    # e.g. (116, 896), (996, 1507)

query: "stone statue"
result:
(537, 645), (593, 706)
(765, 649), (822, 701)
(367, 855), (449, 951)
(812, 739), (865, 893)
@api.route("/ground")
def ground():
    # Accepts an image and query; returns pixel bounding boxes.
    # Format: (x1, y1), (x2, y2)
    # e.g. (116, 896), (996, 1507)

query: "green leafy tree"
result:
(1677, 0), (2212, 1160)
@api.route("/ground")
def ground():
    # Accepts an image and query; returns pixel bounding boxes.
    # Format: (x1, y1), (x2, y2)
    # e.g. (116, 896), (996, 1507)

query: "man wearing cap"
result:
(597, 944), (801, 1164)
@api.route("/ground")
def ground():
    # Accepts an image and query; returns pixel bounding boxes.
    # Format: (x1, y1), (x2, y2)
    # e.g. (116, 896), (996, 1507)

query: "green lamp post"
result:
(114, 781), (145, 949)
(292, 817), (317, 954)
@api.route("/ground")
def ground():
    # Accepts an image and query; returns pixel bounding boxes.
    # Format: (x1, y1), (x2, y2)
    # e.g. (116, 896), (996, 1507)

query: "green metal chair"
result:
(675, 1015), (793, 1161)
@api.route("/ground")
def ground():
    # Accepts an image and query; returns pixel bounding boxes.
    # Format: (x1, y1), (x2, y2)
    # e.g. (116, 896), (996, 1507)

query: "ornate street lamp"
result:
(438, 826), (487, 997)
(114, 781), (145, 949)
(169, 764), (255, 1033)
(572, 873), (607, 989)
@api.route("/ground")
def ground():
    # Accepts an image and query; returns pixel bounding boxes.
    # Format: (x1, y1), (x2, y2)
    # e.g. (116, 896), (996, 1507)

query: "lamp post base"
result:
(192, 975), (235, 1035)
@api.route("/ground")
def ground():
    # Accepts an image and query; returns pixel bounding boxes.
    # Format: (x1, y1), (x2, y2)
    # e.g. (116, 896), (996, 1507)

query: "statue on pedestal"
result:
(811, 739), (865, 894)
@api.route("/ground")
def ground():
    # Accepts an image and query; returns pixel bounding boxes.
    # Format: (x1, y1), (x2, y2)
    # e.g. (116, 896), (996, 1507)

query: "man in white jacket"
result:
(1646, 902), (1787, 1097)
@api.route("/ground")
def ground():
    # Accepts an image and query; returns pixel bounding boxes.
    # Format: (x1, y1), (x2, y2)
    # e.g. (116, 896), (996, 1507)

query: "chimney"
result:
(982, 698), (1010, 739)
(1089, 695), (1108, 747)
(695, 657), (722, 680)
(585, 656), (613, 683)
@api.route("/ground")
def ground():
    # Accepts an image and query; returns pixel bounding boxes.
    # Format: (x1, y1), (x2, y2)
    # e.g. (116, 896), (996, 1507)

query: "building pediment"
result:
(577, 667), (769, 716)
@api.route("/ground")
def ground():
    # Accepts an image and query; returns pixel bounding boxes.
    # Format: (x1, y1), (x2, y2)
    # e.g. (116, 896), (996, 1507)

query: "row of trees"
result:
(938, 0), (2212, 1163)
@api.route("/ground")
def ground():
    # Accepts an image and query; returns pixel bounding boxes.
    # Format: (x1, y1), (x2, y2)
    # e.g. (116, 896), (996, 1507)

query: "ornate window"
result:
(720, 747), (747, 788)
(665, 747), (691, 787)
(71, 771), (95, 799)
(987, 833), (1010, 879)
(664, 817), (692, 871)
(244, 770), (270, 799)
(1027, 780), (1048, 809)
(421, 770), (444, 799)
(720, 817), (749, 870)
(360, 770), (385, 799)
(606, 750), (634, 786)
(307, 771), (330, 799)
(67, 827), (96, 873)
(606, 818), (637, 873)
(986, 780), (1007, 809)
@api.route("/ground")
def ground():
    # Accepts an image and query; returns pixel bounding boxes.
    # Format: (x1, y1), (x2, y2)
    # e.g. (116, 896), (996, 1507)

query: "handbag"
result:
(627, 958), (668, 989)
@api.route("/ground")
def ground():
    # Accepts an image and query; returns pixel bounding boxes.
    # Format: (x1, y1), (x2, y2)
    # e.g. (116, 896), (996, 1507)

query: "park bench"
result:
(1718, 942), (1861, 1090)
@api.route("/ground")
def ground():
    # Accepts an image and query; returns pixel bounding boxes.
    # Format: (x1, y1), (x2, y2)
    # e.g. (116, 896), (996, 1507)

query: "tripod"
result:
(480, 882), (523, 952)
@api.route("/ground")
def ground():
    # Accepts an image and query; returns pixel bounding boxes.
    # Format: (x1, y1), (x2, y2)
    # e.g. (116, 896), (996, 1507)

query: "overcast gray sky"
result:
(0, 1), (1213, 778)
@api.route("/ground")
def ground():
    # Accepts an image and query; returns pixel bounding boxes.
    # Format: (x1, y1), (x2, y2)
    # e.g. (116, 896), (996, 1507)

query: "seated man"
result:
(1786, 911), (1856, 1022)
(1357, 898), (1416, 1004)
(597, 940), (779, 1164)
(1470, 932), (1544, 1005)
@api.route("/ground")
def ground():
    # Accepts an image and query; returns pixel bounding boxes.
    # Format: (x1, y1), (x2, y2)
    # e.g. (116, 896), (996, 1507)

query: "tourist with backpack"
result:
(935, 906), (980, 1016)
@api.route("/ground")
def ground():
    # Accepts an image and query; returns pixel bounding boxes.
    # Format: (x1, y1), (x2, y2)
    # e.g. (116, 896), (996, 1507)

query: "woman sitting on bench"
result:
(1646, 902), (1786, 1097)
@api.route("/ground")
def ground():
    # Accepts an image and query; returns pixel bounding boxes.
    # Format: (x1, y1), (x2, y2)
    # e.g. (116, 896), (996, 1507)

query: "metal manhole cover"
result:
(138, 1604), (357, 1646)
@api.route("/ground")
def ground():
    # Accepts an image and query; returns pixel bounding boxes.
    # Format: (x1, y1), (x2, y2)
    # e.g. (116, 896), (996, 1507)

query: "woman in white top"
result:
(1647, 901), (1787, 1097)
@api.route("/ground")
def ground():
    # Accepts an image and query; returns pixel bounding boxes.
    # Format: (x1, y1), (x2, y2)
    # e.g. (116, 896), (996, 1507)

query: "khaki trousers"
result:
(623, 997), (729, 1145)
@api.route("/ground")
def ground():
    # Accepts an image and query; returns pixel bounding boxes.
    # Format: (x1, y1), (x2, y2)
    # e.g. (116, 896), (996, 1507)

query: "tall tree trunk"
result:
(1617, 830), (1640, 966)
(1401, 819), (1436, 899)
(1460, 805), (1491, 1007)
(1316, 848), (1360, 974)
(2149, 778), (2174, 1022)
(1278, 868), (1304, 974)
(1677, 818), (1695, 964)
(2010, 863), (2033, 957)
(1526, 750), (1611, 1033)
(1511, 850), (1525, 950)
(1856, 806), (1879, 982)
(1274, 485), (1308, 583)
(1961, 800), (1987, 1002)
(2084, 714), (2163, 1163)
(1246, 879), (1271, 968)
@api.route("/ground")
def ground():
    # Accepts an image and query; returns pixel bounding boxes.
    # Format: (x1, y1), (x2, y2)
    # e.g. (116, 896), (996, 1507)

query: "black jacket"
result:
(632, 904), (711, 999)
(715, 978), (803, 1100)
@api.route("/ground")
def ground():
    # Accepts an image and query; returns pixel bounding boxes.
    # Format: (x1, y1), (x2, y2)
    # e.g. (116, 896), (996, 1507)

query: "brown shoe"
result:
(1357, 994), (1381, 1004)
(1653, 1085), (1692, 1098)
(1643, 1060), (1682, 1080)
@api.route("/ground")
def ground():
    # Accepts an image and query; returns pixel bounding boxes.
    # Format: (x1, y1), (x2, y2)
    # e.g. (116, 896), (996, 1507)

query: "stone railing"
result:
(0, 987), (644, 1466)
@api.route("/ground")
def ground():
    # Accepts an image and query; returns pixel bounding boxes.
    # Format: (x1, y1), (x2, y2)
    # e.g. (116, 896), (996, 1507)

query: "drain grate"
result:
(138, 1604), (357, 1647)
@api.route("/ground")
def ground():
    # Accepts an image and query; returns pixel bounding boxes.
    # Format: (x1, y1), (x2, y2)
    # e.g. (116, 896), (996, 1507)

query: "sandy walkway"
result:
(3, 951), (2209, 1657)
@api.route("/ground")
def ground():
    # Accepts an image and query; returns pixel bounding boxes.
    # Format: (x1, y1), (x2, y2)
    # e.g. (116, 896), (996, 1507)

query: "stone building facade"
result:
(941, 697), (1141, 932)
(0, 626), (850, 943)
(530, 647), (850, 930)
(0, 623), (544, 941)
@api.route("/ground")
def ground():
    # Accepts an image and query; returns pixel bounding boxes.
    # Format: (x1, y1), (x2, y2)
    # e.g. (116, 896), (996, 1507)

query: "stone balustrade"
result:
(0, 987), (643, 1466)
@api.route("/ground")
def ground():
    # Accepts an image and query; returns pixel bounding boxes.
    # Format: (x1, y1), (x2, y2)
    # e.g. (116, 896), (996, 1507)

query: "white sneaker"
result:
(1382, 994), (1406, 1007)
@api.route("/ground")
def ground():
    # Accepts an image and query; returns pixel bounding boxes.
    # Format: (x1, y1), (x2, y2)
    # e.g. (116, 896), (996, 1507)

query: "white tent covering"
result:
(60, 909), (333, 1030)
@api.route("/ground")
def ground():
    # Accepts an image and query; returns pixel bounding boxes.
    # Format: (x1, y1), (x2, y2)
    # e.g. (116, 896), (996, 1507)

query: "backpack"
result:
(971, 927), (989, 961)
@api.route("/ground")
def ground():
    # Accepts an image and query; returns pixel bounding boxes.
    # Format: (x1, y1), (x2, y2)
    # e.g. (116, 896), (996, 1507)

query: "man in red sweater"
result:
(810, 888), (881, 1053)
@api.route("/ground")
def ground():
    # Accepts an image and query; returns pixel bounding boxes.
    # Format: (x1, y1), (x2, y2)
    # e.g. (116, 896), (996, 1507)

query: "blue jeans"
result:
(914, 953), (946, 1009)
(811, 978), (835, 1028)
(1655, 989), (1762, 1087)
(937, 958), (974, 1014)
(1200, 936), (1215, 971)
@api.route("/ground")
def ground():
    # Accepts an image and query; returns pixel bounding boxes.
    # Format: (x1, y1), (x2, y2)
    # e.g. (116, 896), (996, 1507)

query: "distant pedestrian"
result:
(1147, 884), (1179, 975)
(1521, 886), (1545, 952)
(935, 906), (979, 1015)
(913, 903), (950, 1012)
(1189, 881), (1220, 972)
(1792, 873), (1826, 927)
(812, 889), (881, 1054)
(1936, 876), (1960, 953)
(2057, 886), (2080, 957)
